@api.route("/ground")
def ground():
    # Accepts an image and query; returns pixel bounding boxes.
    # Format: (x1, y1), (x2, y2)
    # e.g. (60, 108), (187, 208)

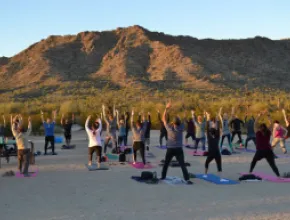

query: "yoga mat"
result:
(276, 154), (290, 159)
(161, 176), (189, 185)
(186, 150), (206, 156)
(184, 145), (195, 149)
(42, 152), (58, 156)
(129, 162), (154, 169)
(241, 172), (290, 183)
(15, 170), (38, 178)
(85, 164), (109, 171)
(195, 174), (239, 185)
(155, 145), (167, 150)
(61, 145), (76, 149)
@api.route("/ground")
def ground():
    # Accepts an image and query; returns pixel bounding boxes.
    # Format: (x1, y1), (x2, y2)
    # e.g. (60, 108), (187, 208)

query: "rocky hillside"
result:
(1, 25), (290, 95)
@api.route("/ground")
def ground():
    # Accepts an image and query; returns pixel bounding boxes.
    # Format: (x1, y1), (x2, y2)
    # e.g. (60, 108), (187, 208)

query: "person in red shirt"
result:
(249, 111), (280, 177)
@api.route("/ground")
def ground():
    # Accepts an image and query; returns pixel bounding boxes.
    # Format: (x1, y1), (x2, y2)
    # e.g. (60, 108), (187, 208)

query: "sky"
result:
(0, 0), (289, 57)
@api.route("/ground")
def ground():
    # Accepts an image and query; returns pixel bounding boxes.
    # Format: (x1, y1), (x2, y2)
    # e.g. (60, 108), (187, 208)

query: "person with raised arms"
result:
(131, 109), (148, 165)
(282, 109), (290, 142)
(271, 119), (288, 154)
(160, 102), (192, 184)
(61, 113), (75, 147)
(41, 110), (57, 155)
(192, 110), (206, 153)
(204, 112), (225, 179)
(0, 115), (9, 163)
(244, 112), (256, 149)
(102, 104), (117, 155)
(124, 111), (130, 146)
(116, 110), (126, 149)
(11, 114), (32, 177)
(184, 112), (195, 148)
(157, 109), (169, 147)
(219, 107), (233, 152)
(249, 111), (280, 177)
(230, 108), (244, 147)
(85, 115), (102, 167)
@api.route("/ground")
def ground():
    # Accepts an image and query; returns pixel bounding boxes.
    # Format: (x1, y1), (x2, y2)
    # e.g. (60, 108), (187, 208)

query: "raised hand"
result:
(166, 102), (172, 109)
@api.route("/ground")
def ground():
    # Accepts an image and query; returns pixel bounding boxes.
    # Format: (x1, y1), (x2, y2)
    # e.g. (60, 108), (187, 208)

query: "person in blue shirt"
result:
(41, 110), (57, 155)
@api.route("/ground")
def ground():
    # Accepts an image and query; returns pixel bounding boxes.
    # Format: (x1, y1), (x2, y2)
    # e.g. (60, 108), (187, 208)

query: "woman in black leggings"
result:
(204, 112), (223, 177)
(249, 112), (280, 177)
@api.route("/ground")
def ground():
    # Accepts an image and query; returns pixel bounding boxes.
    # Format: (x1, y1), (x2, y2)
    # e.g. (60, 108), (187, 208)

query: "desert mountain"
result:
(1, 25), (290, 95)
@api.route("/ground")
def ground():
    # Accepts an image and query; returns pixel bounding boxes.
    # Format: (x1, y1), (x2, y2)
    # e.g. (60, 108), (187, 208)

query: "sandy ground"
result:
(1, 130), (290, 220)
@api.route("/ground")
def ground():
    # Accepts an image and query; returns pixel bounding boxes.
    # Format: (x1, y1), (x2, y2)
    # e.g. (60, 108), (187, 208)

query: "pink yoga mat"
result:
(186, 150), (206, 156)
(129, 162), (155, 169)
(240, 172), (290, 183)
(15, 170), (38, 178)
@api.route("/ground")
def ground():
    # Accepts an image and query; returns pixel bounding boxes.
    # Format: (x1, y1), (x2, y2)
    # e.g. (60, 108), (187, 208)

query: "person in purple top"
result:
(41, 110), (57, 155)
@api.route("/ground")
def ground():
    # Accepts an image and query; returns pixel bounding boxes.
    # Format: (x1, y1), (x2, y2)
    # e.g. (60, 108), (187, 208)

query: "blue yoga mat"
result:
(195, 174), (239, 185)
(155, 145), (167, 150)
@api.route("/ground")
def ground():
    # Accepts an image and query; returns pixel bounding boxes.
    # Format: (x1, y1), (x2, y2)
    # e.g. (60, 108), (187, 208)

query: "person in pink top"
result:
(271, 120), (288, 154)
(249, 112), (280, 177)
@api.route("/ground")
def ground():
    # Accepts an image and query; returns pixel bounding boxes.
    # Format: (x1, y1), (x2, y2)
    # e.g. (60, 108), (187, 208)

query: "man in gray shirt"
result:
(160, 102), (192, 184)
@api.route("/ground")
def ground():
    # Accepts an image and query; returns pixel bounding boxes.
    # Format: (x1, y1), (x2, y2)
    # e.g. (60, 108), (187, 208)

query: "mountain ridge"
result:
(1, 25), (290, 95)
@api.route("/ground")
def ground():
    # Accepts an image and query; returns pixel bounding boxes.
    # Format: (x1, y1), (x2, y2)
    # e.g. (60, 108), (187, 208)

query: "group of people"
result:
(2, 103), (290, 181)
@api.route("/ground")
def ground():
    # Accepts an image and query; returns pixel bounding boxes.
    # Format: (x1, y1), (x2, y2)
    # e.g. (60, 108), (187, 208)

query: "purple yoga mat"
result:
(240, 172), (290, 183)
(129, 162), (155, 169)
(276, 154), (290, 159)
(155, 145), (167, 150)
(186, 150), (206, 156)
(15, 170), (38, 178)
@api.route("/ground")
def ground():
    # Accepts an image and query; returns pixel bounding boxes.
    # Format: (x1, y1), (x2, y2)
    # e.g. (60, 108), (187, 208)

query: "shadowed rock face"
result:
(1, 25), (290, 93)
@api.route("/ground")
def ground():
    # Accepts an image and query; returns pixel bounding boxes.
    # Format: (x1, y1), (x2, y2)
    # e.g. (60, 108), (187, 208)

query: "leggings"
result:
(220, 134), (231, 149)
(250, 149), (280, 177)
(231, 131), (242, 143)
(124, 129), (129, 146)
(245, 137), (256, 148)
(159, 131), (168, 146)
(205, 153), (222, 172)
(161, 147), (189, 181)
(194, 137), (206, 151)
(133, 142), (145, 165)
(18, 149), (30, 174)
(118, 136), (126, 147)
(88, 146), (102, 163)
(104, 135), (117, 154)
(44, 136), (55, 154)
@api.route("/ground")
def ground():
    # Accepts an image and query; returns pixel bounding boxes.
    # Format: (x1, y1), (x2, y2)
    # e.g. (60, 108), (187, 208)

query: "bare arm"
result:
(116, 110), (120, 127)
(162, 102), (171, 126)
(113, 104), (116, 117)
(102, 105), (109, 124)
(72, 113), (75, 124)
(282, 109), (289, 127)
(25, 117), (32, 136)
(40, 111), (45, 123)
(254, 114), (261, 133)
(61, 114), (64, 126)
(85, 116), (91, 132)
(11, 115), (19, 137)
(218, 107), (223, 125)
(52, 110), (57, 123)
(2, 115), (6, 127)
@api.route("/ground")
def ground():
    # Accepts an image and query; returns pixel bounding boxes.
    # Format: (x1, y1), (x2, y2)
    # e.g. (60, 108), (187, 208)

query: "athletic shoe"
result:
(52, 153), (57, 155)
(186, 180), (193, 185)
(203, 174), (208, 178)
(88, 161), (92, 166)
(220, 178), (229, 182)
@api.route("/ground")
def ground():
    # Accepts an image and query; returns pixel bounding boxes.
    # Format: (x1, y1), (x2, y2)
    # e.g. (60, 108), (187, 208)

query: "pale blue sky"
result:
(0, 0), (289, 57)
